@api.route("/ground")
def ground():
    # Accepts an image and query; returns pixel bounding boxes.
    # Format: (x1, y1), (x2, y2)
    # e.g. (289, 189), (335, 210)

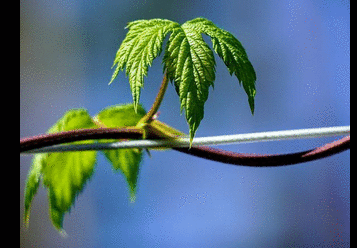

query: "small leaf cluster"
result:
(24, 104), (146, 232)
(110, 17), (256, 141)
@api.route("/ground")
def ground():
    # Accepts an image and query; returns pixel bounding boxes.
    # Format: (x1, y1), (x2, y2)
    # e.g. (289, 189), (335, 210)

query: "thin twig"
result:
(20, 126), (350, 167)
(22, 126), (350, 152)
(176, 136), (350, 167)
(20, 128), (144, 153)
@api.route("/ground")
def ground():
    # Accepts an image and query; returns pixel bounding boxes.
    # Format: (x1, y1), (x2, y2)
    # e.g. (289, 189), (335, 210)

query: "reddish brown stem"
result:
(20, 128), (143, 153)
(20, 128), (350, 167)
(174, 136), (350, 167)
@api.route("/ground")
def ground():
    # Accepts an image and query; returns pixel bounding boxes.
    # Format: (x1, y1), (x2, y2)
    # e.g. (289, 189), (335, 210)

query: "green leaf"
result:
(110, 19), (179, 111)
(96, 103), (146, 128)
(24, 153), (47, 227)
(102, 147), (143, 202)
(96, 104), (146, 201)
(24, 109), (98, 232)
(184, 18), (257, 114)
(44, 144), (96, 231)
(111, 17), (257, 143)
(163, 21), (216, 143)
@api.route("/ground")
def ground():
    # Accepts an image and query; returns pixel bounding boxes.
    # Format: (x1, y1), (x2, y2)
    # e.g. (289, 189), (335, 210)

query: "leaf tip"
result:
(59, 229), (68, 238)
(188, 129), (196, 149)
(24, 211), (30, 229)
(248, 91), (256, 115)
(249, 100), (255, 115)
(50, 207), (66, 234)
(130, 194), (136, 203)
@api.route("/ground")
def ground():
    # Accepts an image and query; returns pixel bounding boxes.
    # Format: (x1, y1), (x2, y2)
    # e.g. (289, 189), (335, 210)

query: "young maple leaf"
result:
(110, 17), (256, 144)
(24, 109), (97, 232)
(24, 105), (147, 233)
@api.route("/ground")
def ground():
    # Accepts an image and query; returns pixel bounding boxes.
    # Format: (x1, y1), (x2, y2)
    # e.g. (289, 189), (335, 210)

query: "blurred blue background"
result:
(20, 0), (349, 247)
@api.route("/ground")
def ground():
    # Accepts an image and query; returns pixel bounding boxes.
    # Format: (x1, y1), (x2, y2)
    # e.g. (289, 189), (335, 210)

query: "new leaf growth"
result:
(110, 17), (256, 142)
(24, 105), (146, 232)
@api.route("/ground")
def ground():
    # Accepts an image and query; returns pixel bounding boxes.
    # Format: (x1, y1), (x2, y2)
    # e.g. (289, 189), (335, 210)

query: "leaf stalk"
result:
(137, 71), (169, 127)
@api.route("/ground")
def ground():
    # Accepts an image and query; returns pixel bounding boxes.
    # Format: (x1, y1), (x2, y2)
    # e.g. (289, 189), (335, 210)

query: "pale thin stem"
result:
(22, 126), (350, 153)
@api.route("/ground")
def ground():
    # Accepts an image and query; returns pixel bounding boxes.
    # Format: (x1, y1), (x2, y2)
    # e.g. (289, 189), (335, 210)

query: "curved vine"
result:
(20, 129), (350, 167)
